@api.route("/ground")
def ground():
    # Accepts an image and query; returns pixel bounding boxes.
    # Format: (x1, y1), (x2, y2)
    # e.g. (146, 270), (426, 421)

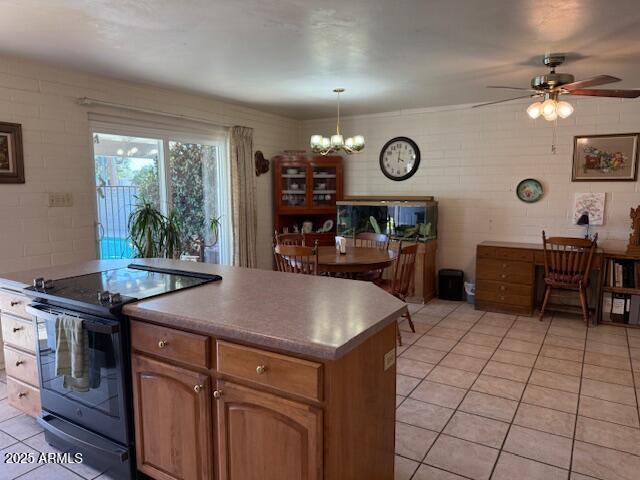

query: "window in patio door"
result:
(92, 129), (230, 265)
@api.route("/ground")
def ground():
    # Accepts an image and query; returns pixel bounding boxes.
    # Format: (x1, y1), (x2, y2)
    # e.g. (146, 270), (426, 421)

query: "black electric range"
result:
(23, 264), (221, 479)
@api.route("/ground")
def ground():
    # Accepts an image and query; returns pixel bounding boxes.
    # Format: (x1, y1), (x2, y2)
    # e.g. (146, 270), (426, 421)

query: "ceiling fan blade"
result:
(562, 75), (621, 91)
(487, 85), (536, 91)
(568, 88), (640, 98)
(473, 94), (538, 108)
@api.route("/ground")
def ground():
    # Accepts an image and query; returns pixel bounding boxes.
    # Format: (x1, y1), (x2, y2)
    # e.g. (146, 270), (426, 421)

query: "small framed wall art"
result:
(572, 133), (638, 181)
(0, 121), (24, 184)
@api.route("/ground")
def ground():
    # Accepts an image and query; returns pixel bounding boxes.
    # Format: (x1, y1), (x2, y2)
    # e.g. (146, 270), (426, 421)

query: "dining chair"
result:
(375, 241), (419, 345)
(274, 243), (319, 275)
(354, 232), (390, 281)
(539, 231), (598, 323)
(303, 232), (335, 247)
(274, 231), (303, 246)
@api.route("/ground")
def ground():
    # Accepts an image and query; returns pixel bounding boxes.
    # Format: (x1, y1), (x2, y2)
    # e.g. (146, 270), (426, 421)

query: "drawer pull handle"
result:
(256, 365), (267, 375)
(18, 392), (28, 398)
(500, 286), (506, 291)
(15, 360), (25, 367)
(193, 384), (204, 393)
(500, 274), (507, 279)
(10, 300), (22, 307)
(502, 263), (507, 268)
(158, 340), (168, 349)
(12, 326), (24, 333)
(213, 390), (223, 399)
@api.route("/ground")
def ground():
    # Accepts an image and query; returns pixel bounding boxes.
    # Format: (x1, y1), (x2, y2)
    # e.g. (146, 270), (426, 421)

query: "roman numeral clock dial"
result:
(379, 137), (421, 181)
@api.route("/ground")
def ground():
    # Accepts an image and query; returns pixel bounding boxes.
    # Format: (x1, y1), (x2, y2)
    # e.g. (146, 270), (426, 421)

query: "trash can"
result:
(438, 269), (464, 301)
(464, 281), (476, 304)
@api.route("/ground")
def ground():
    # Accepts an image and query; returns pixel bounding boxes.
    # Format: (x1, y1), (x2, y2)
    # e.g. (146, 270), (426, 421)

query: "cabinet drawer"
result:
(7, 377), (40, 417)
(477, 246), (534, 262)
(476, 258), (534, 285)
(130, 320), (210, 368)
(4, 346), (38, 386)
(217, 341), (322, 402)
(0, 289), (31, 320)
(476, 280), (533, 307)
(1, 314), (36, 353)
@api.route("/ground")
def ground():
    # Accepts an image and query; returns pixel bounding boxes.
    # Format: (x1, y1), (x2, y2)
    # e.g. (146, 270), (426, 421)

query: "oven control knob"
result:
(33, 277), (45, 289)
(97, 291), (110, 303)
(108, 292), (122, 304)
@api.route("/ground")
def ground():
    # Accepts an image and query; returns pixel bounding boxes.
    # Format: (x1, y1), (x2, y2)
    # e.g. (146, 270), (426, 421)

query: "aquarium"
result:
(336, 197), (437, 242)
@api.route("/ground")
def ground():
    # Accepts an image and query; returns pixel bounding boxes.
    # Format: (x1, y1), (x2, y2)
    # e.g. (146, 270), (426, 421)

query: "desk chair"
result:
(540, 231), (598, 323)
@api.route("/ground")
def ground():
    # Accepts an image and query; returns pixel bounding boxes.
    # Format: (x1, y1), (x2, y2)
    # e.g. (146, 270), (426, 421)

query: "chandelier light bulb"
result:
(526, 102), (543, 119)
(331, 134), (344, 147)
(309, 88), (365, 155)
(310, 134), (323, 149)
(541, 98), (557, 117)
(556, 100), (574, 119)
(345, 137), (355, 148)
(353, 135), (365, 148)
(321, 137), (331, 149)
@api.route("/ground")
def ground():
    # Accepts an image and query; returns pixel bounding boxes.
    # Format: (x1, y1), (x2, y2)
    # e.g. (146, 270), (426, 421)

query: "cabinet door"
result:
(132, 354), (212, 480)
(216, 380), (322, 480)
(277, 162), (309, 210)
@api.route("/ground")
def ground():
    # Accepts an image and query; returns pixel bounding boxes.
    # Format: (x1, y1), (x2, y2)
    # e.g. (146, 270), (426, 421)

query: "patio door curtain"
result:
(229, 126), (257, 268)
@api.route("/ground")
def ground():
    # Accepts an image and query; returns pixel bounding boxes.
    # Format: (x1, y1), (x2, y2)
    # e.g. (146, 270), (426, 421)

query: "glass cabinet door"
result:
(312, 165), (337, 207)
(280, 164), (308, 208)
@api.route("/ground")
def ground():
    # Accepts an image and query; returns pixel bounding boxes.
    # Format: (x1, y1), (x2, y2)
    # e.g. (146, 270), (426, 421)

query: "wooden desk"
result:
(475, 241), (604, 320)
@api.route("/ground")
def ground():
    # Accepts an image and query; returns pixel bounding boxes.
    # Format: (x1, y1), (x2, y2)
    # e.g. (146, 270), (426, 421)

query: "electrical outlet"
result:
(48, 192), (73, 208)
(383, 349), (395, 371)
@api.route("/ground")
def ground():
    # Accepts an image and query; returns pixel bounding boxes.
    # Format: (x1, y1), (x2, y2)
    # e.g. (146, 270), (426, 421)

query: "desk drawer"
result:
(478, 246), (534, 262)
(7, 377), (40, 417)
(217, 341), (322, 401)
(476, 259), (534, 285)
(0, 289), (31, 320)
(131, 320), (210, 369)
(1, 314), (36, 353)
(476, 280), (533, 307)
(4, 346), (38, 386)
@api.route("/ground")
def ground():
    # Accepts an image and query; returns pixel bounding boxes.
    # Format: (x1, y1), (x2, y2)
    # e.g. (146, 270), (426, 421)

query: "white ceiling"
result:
(2, 0), (640, 119)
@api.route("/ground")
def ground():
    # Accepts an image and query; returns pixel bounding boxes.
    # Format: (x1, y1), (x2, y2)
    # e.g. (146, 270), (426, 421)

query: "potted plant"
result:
(128, 200), (183, 259)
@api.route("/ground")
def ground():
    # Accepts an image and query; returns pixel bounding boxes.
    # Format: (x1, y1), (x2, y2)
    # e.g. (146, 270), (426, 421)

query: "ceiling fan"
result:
(474, 53), (640, 120)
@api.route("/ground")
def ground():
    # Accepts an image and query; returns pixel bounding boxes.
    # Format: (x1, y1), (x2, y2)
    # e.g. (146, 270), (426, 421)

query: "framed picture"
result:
(572, 133), (638, 181)
(573, 192), (605, 226)
(0, 122), (24, 184)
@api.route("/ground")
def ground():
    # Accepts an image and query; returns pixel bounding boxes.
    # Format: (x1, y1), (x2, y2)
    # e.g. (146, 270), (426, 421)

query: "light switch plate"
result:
(48, 192), (73, 207)
(383, 348), (395, 371)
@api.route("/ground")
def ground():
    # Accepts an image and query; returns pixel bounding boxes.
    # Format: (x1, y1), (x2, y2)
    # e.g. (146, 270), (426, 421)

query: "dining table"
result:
(317, 246), (397, 275)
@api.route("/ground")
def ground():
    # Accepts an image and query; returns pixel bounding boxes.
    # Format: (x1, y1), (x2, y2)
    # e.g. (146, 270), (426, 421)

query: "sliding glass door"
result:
(92, 127), (230, 264)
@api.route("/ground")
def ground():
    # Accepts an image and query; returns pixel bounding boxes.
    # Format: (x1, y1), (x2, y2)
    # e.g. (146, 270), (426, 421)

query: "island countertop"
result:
(0, 259), (407, 360)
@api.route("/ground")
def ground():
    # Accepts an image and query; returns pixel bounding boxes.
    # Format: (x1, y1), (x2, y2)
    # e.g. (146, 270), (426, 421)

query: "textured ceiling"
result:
(1, 0), (640, 119)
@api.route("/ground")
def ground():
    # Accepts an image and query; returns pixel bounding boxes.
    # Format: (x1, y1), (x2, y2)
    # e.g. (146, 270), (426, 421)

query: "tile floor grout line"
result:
(484, 311), (554, 480)
(402, 302), (489, 480)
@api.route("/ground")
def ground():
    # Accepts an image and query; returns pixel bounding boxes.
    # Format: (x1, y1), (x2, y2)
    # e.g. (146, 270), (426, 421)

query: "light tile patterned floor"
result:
(395, 299), (640, 480)
(2, 299), (640, 479)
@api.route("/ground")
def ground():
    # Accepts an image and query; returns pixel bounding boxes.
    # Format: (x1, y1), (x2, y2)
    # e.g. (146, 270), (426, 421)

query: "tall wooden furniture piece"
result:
(273, 152), (343, 236)
(475, 241), (604, 321)
(539, 232), (599, 323)
(274, 244), (319, 275)
(376, 242), (419, 345)
(129, 318), (397, 480)
(303, 232), (336, 247)
(600, 250), (640, 326)
(0, 286), (41, 416)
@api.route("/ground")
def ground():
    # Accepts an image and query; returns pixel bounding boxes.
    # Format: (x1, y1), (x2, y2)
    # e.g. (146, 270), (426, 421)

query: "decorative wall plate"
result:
(516, 178), (544, 203)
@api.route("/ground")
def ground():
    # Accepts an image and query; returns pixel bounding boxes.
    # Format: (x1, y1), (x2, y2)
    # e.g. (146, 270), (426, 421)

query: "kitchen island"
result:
(0, 259), (406, 480)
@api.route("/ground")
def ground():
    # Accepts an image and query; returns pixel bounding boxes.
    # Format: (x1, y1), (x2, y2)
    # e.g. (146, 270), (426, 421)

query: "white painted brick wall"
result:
(300, 98), (640, 278)
(0, 54), (298, 274)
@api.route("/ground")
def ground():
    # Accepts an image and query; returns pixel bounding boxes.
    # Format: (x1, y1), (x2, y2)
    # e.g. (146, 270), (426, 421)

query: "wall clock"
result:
(379, 137), (420, 181)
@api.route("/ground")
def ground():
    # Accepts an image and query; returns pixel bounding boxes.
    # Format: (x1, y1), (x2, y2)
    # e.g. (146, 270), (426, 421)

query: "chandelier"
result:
(526, 92), (574, 121)
(310, 88), (364, 155)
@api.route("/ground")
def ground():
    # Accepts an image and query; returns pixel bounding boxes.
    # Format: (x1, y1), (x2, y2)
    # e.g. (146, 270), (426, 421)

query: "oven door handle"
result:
(26, 305), (120, 334)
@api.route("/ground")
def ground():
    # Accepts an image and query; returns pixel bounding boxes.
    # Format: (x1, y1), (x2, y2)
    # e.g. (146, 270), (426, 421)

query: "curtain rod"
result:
(78, 97), (234, 128)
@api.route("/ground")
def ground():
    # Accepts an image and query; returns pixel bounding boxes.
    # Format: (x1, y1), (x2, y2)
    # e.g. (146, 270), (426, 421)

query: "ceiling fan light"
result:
(543, 110), (558, 121)
(556, 101), (574, 118)
(542, 98), (557, 116)
(526, 102), (543, 119)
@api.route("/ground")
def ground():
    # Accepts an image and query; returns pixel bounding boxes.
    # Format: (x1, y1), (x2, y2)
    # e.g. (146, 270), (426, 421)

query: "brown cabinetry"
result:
(215, 380), (322, 480)
(273, 152), (343, 235)
(131, 354), (213, 480)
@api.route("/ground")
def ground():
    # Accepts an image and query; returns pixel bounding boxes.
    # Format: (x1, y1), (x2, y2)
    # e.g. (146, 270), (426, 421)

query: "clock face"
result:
(379, 137), (421, 181)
